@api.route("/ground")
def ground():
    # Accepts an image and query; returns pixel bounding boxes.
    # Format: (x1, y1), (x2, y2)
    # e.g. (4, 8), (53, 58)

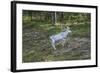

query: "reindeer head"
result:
(64, 26), (71, 33)
(67, 26), (71, 33)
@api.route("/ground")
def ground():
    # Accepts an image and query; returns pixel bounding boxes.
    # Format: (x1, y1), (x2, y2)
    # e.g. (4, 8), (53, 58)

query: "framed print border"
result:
(11, 1), (98, 72)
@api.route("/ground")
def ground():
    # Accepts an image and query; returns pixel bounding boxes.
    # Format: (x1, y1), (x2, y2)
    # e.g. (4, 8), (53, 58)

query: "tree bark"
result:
(51, 12), (57, 25)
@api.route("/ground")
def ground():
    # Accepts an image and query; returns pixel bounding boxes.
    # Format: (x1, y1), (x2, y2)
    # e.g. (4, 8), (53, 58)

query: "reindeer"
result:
(50, 27), (71, 50)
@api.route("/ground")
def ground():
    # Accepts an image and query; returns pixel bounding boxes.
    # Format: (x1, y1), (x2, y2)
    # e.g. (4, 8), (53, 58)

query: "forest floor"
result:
(22, 22), (91, 63)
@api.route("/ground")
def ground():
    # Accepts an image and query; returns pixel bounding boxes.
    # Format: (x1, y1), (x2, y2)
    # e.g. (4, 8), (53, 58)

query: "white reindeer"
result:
(50, 27), (71, 50)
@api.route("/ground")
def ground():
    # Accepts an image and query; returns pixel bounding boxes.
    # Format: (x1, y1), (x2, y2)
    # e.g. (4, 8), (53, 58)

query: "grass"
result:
(70, 23), (90, 38)
(23, 20), (90, 38)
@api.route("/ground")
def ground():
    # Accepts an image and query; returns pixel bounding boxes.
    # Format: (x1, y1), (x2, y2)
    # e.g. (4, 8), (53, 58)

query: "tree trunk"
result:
(51, 12), (57, 25)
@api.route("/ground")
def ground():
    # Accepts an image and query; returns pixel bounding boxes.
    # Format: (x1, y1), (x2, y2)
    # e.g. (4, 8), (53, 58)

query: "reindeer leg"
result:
(52, 43), (56, 50)
(50, 39), (56, 50)
(50, 40), (56, 50)
(62, 39), (66, 48)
